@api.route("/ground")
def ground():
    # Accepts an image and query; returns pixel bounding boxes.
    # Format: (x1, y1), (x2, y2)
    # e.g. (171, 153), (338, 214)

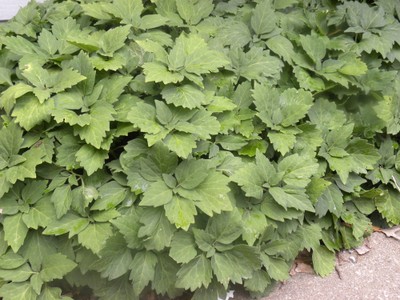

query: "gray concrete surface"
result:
(263, 231), (400, 300)
(0, 0), (44, 20)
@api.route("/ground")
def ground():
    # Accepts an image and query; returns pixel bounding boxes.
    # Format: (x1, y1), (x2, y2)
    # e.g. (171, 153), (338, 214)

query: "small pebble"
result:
(349, 256), (356, 263)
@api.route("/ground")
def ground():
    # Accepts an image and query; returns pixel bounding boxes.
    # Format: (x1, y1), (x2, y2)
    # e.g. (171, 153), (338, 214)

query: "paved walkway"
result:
(263, 230), (400, 300)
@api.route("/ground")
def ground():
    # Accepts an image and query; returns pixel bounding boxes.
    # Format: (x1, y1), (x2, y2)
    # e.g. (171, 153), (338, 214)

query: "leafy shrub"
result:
(1, 0), (400, 299)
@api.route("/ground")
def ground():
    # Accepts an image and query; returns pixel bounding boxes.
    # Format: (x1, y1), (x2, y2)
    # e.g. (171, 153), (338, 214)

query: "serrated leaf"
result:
(109, 0), (143, 26)
(164, 195), (197, 230)
(75, 144), (108, 175)
(312, 245), (335, 276)
(100, 26), (131, 56)
(375, 189), (400, 224)
(278, 154), (319, 187)
(140, 180), (173, 207)
(3, 213), (29, 252)
(0, 252), (27, 270)
(78, 223), (113, 254)
(161, 84), (205, 109)
(129, 251), (157, 295)
(73, 101), (115, 149)
(176, 0), (214, 25)
(142, 62), (184, 84)
(22, 197), (56, 229)
(110, 210), (141, 249)
(40, 253), (77, 282)
(262, 255), (290, 281)
(266, 35), (296, 63)
(178, 172), (232, 216)
(207, 210), (242, 244)
(0, 263), (33, 282)
(164, 132), (197, 158)
(269, 187), (314, 212)
(0, 283), (37, 300)
(254, 84), (313, 129)
(43, 212), (89, 237)
(91, 181), (128, 211)
(251, 0), (277, 36)
(211, 245), (261, 287)
(11, 95), (53, 131)
(175, 159), (209, 190)
(168, 33), (229, 76)
(169, 231), (197, 264)
(229, 47), (282, 81)
(51, 185), (72, 219)
(95, 234), (132, 280)
(315, 184), (343, 217)
(138, 207), (176, 251)
(176, 255), (212, 291)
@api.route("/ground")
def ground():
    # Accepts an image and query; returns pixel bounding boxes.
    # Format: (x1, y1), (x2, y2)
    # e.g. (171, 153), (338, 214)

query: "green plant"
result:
(1, 0), (400, 299)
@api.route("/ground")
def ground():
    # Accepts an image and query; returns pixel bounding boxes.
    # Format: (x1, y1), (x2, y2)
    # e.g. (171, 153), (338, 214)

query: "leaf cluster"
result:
(1, 0), (400, 299)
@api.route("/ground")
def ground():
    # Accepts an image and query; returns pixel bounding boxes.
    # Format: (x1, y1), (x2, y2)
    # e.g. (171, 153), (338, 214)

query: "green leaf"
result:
(161, 84), (205, 109)
(308, 98), (347, 130)
(164, 195), (197, 230)
(19, 232), (57, 272)
(207, 210), (242, 244)
(3, 213), (29, 252)
(299, 33), (327, 67)
(251, 0), (277, 36)
(164, 132), (197, 158)
(142, 62), (184, 84)
(254, 85), (313, 129)
(96, 234), (132, 280)
(0, 283), (37, 300)
(262, 255), (290, 281)
(110, 210), (142, 249)
(138, 207), (176, 251)
(0, 252), (27, 270)
(179, 172), (232, 216)
(73, 101), (115, 149)
(175, 159), (209, 190)
(278, 154), (319, 187)
(176, 0), (214, 25)
(12, 96), (53, 131)
(298, 224), (323, 251)
(315, 184), (343, 218)
(78, 223), (113, 254)
(76, 145), (108, 175)
(129, 251), (157, 295)
(40, 253), (77, 282)
(241, 209), (268, 246)
(38, 286), (70, 300)
(211, 245), (261, 287)
(268, 130), (297, 155)
(266, 35), (296, 63)
(312, 245), (336, 277)
(0, 263), (33, 282)
(100, 26), (131, 56)
(375, 189), (400, 224)
(22, 197), (56, 229)
(51, 185), (72, 219)
(140, 180), (173, 207)
(38, 29), (59, 55)
(269, 187), (314, 212)
(229, 47), (282, 81)
(152, 254), (180, 296)
(91, 181), (128, 211)
(109, 0), (143, 26)
(168, 33), (230, 76)
(43, 212), (89, 237)
(169, 231), (197, 264)
(176, 255), (213, 291)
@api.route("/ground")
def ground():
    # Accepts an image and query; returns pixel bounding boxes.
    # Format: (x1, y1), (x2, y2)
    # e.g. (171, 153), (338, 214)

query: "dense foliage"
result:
(1, 0), (400, 299)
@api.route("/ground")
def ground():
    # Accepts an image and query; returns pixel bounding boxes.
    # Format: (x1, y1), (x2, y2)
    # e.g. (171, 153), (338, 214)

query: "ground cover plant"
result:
(1, 0), (400, 299)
